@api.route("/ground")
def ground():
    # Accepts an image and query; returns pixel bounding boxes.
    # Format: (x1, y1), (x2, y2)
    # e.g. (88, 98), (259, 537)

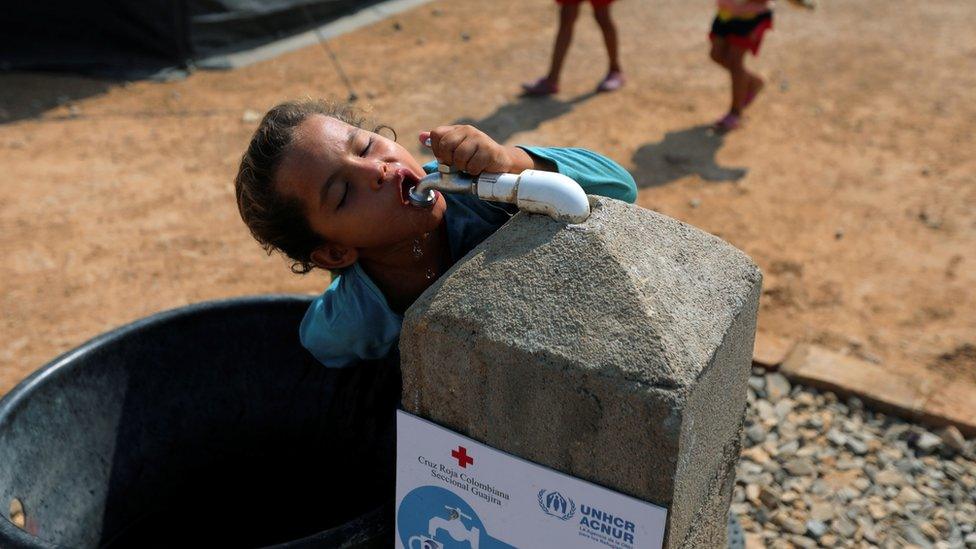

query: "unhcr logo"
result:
(537, 489), (576, 521)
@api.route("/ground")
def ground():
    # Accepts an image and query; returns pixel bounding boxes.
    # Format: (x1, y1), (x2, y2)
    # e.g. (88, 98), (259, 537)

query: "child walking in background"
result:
(235, 100), (636, 368)
(522, 0), (624, 96)
(708, 0), (774, 132)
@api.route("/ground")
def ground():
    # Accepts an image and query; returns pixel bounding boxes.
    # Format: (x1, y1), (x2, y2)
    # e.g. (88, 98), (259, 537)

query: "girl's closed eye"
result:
(360, 136), (373, 157)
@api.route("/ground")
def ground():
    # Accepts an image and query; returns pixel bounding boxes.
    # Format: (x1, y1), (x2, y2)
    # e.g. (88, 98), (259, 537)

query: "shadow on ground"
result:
(454, 92), (598, 145)
(0, 73), (118, 124)
(630, 124), (748, 188)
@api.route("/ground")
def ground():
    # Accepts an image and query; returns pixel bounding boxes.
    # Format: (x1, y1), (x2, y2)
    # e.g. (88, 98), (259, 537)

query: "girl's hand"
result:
(419, 125), (534, 175)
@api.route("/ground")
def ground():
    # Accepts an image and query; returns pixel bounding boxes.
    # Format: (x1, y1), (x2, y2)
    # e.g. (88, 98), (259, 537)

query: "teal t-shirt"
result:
(300, 146), (637, 367)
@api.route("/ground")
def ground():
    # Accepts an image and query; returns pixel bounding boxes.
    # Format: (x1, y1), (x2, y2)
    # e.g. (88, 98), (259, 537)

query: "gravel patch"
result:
(734, 369), (976, 548)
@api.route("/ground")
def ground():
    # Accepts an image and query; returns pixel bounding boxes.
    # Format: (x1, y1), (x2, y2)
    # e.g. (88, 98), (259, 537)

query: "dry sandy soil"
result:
(1, 0), (974, 408)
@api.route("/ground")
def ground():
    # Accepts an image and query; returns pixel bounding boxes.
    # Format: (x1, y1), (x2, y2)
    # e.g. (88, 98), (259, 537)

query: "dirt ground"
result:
(1, 0), (974, 403)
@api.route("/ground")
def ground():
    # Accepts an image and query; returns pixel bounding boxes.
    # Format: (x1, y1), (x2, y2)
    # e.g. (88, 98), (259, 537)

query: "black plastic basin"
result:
(0, 295), (398, 548)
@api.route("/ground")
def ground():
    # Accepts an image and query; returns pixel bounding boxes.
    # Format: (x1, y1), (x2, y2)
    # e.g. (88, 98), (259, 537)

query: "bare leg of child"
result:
(731, 43), (764, 110)
(727, 45), (751, 115)
(524, 4), (580, 95)
(594, 5), (621, 73)
(745, 72), (764, 109)
(593, 4), (625, 91)
(547, 4), (581, 84)
(710, 39), (743, 132)
(709, 37), (730, 69)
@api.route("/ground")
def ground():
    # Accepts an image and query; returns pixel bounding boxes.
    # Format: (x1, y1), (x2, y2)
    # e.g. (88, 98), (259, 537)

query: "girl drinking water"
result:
(234, 99), (636, 367)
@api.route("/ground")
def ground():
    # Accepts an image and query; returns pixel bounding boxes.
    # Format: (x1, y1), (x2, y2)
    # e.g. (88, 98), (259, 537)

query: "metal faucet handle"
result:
(405, 137), (477, 207)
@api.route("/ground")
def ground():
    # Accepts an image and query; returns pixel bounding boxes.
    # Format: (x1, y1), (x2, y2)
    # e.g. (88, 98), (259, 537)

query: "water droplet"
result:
(425, 267), (436, 280)
(9, 497), (25, 529)
(412, 239), (423, 260)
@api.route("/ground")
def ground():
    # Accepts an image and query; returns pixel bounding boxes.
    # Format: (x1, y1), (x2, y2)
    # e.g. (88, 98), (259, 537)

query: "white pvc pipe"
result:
(476, 170), (590, 223)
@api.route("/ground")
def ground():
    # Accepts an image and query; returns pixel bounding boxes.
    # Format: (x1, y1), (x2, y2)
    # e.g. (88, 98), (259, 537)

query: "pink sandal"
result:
(712, 112), (741, 133)
(522, 77), (559, 96)
(596, 70), (626, 92)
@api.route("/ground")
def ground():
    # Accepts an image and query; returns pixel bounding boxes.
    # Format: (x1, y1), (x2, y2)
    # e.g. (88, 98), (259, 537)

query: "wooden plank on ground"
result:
(752, 332), (794, 370)
(780, 344), (976, 436)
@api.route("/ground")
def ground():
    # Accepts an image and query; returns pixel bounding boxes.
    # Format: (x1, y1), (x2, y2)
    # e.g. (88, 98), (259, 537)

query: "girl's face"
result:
(275, 115), (446, 259)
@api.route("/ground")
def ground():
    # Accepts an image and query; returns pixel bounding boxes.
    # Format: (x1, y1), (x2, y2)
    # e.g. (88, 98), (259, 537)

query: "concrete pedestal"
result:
(401, 197), (761, 547)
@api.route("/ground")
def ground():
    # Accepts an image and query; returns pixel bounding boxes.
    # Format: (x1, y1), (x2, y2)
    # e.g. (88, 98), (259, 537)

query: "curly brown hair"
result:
(234, 98), (391, 274)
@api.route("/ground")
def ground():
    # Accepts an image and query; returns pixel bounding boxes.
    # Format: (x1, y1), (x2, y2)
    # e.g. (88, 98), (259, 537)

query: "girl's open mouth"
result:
(399, 170), (421, 206)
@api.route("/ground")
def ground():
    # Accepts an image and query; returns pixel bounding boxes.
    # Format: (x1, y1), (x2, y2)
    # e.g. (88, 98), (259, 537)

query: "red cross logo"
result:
(451, 446), (474, 468)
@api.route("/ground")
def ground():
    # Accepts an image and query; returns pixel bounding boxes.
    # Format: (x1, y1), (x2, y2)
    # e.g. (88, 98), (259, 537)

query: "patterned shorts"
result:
(709, 11), (774, 55)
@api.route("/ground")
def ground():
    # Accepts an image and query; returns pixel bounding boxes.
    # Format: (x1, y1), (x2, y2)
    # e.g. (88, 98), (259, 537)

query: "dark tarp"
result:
(1, 0), (384, 78)
(1, 1), (192, 77)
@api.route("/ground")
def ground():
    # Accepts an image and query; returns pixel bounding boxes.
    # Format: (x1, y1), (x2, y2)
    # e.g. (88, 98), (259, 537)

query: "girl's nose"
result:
(358, 160), (386, 190)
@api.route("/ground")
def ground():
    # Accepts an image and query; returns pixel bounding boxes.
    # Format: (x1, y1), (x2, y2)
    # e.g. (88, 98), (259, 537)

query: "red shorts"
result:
(709, 12), (773, 55)
(557, 0), (615, 6)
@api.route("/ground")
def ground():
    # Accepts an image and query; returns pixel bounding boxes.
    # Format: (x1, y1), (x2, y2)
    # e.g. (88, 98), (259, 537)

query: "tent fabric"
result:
(1, 0), (382, 78)
(190, 0), (384, 56)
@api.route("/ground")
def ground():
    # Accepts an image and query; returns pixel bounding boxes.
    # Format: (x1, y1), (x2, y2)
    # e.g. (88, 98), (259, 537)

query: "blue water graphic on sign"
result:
(398, 485), (517, 549)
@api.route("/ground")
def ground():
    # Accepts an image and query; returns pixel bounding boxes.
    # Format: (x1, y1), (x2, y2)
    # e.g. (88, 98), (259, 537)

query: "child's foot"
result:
(522, 77), (559, 96)
(744, 78), (765, 109)
(596, 70), (626, 92)
(711, 112), (741, 133)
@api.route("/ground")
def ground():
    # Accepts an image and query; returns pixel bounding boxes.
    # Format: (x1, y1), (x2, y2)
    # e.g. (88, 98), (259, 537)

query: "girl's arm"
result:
(421, 125), (638, 204)
(517, 146), (638, 204)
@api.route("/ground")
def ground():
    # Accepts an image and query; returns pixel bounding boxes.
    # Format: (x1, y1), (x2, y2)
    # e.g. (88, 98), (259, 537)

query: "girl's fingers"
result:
(427, 126), (453, 161)
(426, 125), (503, 173)
(466, 147), (492, 175)
(418, 131), (432, 147)
(453, 138), (480, 174)
(434, 127), (465, 166)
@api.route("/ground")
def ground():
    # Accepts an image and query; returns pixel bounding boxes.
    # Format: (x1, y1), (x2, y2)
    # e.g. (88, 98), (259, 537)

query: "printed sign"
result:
(395, 411), (667, 549)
